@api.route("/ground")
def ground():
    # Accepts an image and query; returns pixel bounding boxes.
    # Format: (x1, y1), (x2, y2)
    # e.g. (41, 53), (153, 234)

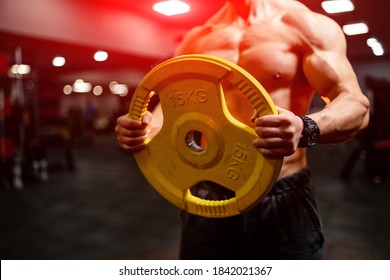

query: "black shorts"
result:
(179, 168), (324, 259)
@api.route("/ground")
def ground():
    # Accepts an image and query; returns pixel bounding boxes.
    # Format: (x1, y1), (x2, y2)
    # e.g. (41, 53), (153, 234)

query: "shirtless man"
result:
(115, 0), (369, 259)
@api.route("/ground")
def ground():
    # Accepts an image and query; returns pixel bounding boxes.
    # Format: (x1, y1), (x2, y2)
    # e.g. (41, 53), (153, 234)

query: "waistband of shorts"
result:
(268, 167), (312, 195)
(190, 168), (312, 200)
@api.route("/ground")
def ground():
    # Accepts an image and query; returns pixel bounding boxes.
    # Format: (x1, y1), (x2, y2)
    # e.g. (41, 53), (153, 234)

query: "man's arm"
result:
(252, 10), (369, 158)
(299, 11), (370, 143)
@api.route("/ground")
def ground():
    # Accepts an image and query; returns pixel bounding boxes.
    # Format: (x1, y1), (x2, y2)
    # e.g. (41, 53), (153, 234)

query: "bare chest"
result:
(188, 21), (303, 92)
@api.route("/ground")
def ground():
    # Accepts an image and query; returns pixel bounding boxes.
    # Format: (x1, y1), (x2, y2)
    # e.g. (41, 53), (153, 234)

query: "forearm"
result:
(309, 91), (370, 144)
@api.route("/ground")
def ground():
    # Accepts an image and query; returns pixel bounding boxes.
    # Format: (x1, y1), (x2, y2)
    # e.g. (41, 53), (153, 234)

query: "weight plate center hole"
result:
(185, 130), (208, 153)
(191, 181), (235, 200)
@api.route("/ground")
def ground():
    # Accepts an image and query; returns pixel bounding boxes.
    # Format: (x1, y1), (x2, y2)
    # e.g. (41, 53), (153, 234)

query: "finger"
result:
(254, 147), (288, 159)
(117, 115), (146, 130)
(115, 123), (145, 138)
(254, 114), (287, 127)
(116, 134), (147, 147)
(253, 137), (292, 148)
(252, 105), (282, 124)
(119, 141), (146, 153)
(255, 126), (296, 139)
(253, 138), (296, 155)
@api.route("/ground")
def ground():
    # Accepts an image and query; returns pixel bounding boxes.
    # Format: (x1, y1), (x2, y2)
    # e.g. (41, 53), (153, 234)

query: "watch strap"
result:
(298, 115), (320, 148)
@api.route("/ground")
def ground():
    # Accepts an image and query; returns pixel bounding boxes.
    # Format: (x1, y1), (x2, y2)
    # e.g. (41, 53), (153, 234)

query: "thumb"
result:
(250, 109), (259, 123)
(275, 106), (289, 115)
(142, 111), (153, 125)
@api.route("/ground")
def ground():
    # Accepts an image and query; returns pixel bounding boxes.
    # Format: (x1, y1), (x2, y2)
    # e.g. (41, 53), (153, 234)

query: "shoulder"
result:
(281, 6), (346, 52)
(174, 25), (213, 55)
(175, 2), (237, 56)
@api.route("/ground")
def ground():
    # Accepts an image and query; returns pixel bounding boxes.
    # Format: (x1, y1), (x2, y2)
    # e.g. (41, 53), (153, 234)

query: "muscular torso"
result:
(176, 9), (315, 178)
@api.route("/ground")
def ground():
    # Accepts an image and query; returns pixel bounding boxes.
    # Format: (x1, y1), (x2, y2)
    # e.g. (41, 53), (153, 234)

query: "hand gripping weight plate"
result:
(129, 54), (283, 218)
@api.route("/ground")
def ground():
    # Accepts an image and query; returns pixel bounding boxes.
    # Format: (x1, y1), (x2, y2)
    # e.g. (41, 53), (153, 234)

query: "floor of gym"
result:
(1, 132), (389, 260)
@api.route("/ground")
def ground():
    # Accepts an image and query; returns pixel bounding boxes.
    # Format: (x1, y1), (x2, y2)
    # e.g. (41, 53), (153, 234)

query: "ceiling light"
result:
(93, 85), (103, 96)
(321, 0), (354, 14)
(109, 81), (118, 91)
(367, 38), (385, 56)
(94, 50), (108, 62)
(8, 64), (31, 77)
(372, 46), (384, 56)
(367, 38), (380, 48)
(153, 0), (191, 16)
(342, 22), (369, 36)
(109, 81), (128, 96)
(53, 56), (66, 67)
(63, 85), (72, 95)
(72, 79), (92, 93)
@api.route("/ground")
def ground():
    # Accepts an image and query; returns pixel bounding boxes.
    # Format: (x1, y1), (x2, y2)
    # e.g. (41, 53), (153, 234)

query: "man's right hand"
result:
(115, 111), (153, 153)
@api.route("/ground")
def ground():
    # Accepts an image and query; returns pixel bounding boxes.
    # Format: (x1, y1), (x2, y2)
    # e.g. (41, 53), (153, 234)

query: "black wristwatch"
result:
(298, 116), (320, 148)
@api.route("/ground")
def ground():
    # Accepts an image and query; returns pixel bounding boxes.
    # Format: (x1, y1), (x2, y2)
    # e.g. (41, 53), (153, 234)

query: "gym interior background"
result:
(1, 0), (390, 259)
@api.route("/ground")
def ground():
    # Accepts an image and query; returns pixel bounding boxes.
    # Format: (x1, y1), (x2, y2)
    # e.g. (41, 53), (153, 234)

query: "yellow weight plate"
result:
(129, 54), (283, 218)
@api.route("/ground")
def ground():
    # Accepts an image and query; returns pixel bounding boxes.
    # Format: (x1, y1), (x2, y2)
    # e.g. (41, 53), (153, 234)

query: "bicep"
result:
(303, 49), (359, 101)
(300, 16), (361, 102)
(288, 10), (357, 100)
